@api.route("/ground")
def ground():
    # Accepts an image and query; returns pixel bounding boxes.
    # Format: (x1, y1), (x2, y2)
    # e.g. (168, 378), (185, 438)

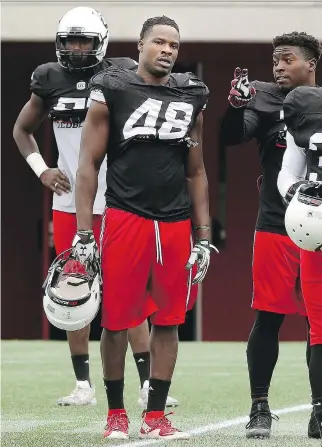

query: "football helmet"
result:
(43, 249), (101, 331)
(56, 7), (109, 70)
(285, 182), (322, 252)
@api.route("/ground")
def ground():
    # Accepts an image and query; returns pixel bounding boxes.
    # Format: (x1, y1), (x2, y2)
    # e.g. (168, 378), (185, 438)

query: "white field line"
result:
(1, 403), (312, 443)
(119, 403), (312, 447)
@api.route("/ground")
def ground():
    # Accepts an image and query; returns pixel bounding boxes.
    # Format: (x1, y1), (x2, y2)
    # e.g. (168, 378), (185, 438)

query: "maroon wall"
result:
(2, 42), (318, 340)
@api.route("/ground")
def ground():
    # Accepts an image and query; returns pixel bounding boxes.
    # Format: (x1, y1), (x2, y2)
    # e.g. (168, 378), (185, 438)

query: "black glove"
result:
(228, 67), (256, 108)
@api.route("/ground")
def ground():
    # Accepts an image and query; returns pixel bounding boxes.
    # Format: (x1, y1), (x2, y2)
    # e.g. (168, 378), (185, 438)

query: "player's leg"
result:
(100, 209), (155, 439)
(138, 219), (192, 440)
(246, 231), (304, 438)
(304, 317), (320, 438)
(129, 319), (151, 389)
(301, 249), (322, 439)
(129, 316), (179, 409)
(53, 210), (96, 406)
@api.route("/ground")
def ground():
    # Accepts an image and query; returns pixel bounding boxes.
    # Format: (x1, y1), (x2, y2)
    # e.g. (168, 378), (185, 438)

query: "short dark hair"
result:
(272, 31), (322, 61)
(139, 16), (180, 40)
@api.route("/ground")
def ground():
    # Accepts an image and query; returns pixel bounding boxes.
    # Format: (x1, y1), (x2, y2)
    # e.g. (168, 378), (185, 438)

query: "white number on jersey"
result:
(53, 97), (92, 111)
(308, 132), (322, 181)
(123, 98), (194, 140)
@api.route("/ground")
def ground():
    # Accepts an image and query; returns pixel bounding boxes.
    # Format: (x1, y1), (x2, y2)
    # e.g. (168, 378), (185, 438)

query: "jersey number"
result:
(123, 98), (193, 140)
(309, 132), (322, 181)
(53, 97), (92, 111)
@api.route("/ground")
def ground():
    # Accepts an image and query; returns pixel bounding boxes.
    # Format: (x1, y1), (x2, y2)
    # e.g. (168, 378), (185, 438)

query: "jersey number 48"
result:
(123, 98), (193, 140)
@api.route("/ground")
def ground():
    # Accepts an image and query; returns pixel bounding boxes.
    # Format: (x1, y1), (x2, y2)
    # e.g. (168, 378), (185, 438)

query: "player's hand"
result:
(228, 67), (256, 108)
(40, 168), (71, 195)
(71, 230), (99, 274)
(185, 239), (218, 285)
(284, 180), (321, 207)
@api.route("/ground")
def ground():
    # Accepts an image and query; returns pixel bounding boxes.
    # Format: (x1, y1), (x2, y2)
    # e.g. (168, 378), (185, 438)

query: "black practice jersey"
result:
(90, 66), (209, 221)
(284, 86), (322, 182)
(29, 58), (138, 214)
(221, 81), (288, 234)
(30, 58), (138, 121)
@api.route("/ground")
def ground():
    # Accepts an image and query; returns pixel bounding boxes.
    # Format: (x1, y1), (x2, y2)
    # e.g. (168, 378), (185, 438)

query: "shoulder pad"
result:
(104, 57), (138, 71)
(284, 86), (322, 133)
(30, 62), (61, 98)
(90, 65), (129, 92)
(251, 81), (280, 96)
(171, 72), (205, 88)
(247, 80), (284, 113)
(90, 66), (130, 106)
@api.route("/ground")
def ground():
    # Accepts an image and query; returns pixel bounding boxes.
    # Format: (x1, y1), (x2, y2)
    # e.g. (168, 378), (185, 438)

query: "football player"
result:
(220, 32), (321, 439)
(13, 7), (178, 409)
(278, 85), (322, 440)
(73, 15), (215, 440)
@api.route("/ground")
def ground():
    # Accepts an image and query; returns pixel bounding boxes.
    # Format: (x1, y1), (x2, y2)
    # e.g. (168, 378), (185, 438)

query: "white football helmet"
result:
(285, 183), (322, 252)
(43, 249), (101, 331)
(56, 7), (109, 70)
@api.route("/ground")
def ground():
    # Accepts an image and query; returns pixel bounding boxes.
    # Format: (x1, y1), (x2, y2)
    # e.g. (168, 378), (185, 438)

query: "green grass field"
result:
(1, 341), (318, 446)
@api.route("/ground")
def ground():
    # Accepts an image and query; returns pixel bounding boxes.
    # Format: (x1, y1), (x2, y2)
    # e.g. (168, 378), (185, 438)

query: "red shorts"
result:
(252, 231), (306, 316)
(52, 210), (102, 254)
(100, 208), (198, 330)
(301, 250), (322, 346)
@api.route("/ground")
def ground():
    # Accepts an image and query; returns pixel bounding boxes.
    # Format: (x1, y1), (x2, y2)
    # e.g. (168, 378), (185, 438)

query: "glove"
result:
(71, 230), (99, 274)
(284, 181), (321, 207)
(185, 239), (218, 285)
(228, 67), (256, 108)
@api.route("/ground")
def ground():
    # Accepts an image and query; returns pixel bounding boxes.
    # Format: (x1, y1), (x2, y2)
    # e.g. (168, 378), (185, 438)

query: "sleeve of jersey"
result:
(277, 131), (307, 198)
(283, 89), (298, 136)
(89, 71), (112, 106)
(200, 85), (209, 112)
(30, 65), (50, 98)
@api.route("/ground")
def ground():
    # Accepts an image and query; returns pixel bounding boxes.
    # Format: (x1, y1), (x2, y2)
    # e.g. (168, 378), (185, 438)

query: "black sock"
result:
(71, 354), (91, 385)
(246, 311), (285, 400)
(147, 378), (171, 412)
(309, 345), (322, 401)
(103, 378), (125, 410)
(133, 351), (150, 388)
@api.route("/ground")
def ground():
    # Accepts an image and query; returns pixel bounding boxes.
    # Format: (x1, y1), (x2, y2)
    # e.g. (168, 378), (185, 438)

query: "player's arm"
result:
(220, 68), (259, 145)
(185, 112), (217, 284)
(13, 93), (71, 194)
(277, 131), (309, 205)
(220, 106), (261, 145)
(75, 99), (109, 231)
(186, 112), (211, 240)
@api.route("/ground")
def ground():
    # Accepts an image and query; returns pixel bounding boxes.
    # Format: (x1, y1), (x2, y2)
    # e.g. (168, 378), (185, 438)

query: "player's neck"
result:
(136, 68), (170, 86)
(300, 76), (316, 87)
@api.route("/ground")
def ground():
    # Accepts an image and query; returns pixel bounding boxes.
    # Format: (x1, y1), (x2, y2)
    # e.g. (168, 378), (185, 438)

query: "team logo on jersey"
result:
(76, 81), (86, 90)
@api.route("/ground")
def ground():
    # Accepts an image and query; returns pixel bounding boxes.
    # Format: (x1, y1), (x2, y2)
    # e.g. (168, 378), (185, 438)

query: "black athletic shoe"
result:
(245, 401), (278, 439)
(308, 410), (322, 439)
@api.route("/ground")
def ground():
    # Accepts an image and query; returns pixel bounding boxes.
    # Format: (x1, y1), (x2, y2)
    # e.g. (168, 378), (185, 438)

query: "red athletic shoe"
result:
(139, 411), (189, 439)
(103, 411), (129, 439)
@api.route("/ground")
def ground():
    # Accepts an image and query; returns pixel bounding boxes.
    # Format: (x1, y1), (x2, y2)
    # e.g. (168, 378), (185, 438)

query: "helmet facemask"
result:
(56, 34), (102, 70)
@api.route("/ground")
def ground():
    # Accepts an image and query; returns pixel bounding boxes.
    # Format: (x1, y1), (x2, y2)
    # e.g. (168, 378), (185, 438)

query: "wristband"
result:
(195, 225), (210, 231)
(26, 152), (49, 178)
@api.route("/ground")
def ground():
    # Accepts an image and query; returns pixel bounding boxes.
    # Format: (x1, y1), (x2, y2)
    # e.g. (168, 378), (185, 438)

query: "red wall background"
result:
(2, 42), (317, 340)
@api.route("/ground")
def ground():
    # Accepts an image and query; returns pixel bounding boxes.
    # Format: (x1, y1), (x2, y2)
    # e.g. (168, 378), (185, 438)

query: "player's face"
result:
(138, 25), (179, 78)
(64, 36), (95, 68)
(273, 45), (314, 92)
